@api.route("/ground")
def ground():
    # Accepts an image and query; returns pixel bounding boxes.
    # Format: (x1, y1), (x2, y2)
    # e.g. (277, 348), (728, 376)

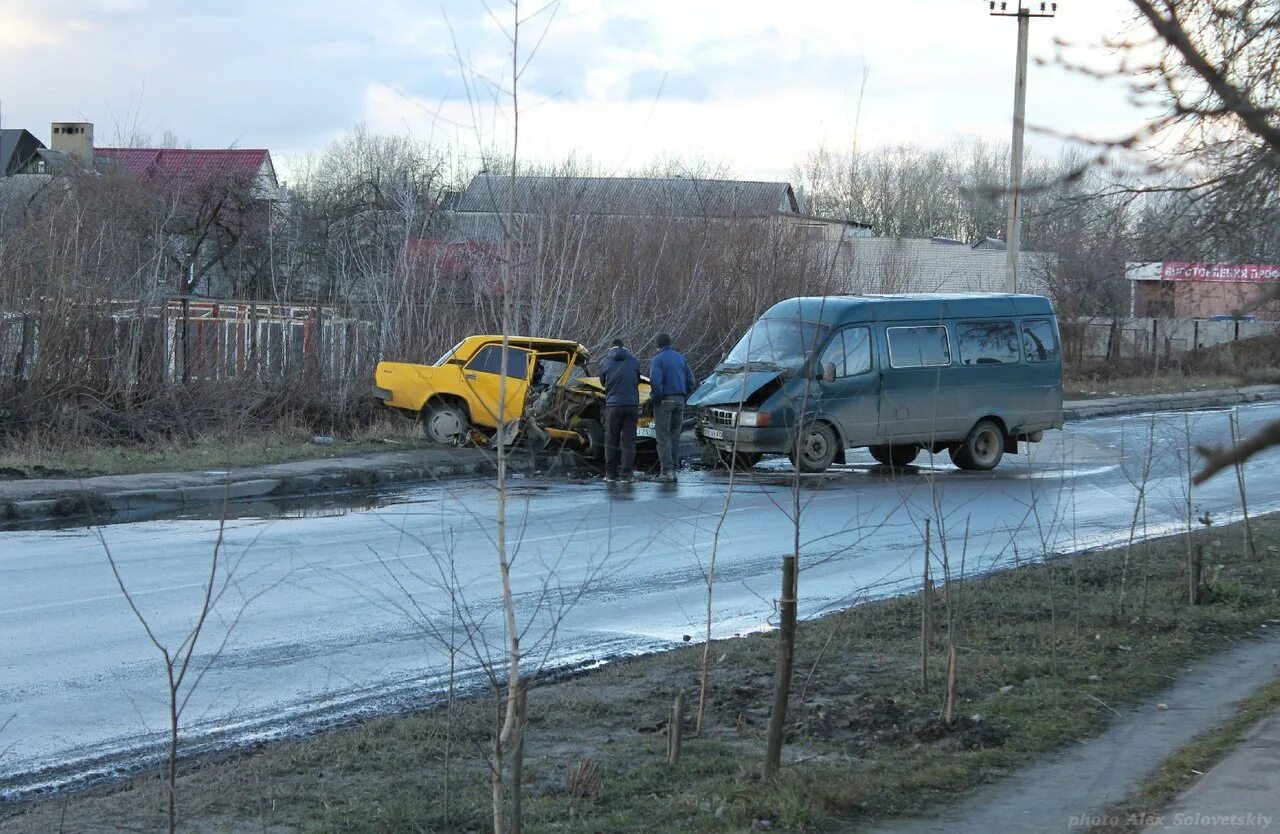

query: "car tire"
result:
(869, 443), (919, 468)
(950, 419), (1004, 471)
(793, 421), (839, 473)
(578, 418), (605, 463)
(422, 401), (469, 445)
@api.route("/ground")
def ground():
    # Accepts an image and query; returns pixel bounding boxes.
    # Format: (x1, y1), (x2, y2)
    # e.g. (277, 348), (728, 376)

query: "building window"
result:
(887, 325), (951, 368)
(957, 320), (1020, 365)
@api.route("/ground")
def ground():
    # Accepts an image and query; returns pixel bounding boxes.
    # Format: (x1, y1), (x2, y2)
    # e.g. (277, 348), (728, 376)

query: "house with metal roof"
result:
(437, 173), (874, 244)
(0, 129), (45, 175)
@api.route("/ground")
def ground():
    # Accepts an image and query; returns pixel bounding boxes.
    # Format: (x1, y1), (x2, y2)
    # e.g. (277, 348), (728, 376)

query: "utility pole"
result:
(989, 1), (1056, 293)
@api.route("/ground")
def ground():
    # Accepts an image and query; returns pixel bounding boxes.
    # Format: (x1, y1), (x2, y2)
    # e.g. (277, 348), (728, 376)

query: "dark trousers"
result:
(655, 397), (685, 474)
(604, 405), (638, 479)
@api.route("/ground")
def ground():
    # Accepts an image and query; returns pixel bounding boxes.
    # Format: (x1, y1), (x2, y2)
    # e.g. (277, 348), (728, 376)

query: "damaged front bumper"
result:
(696, 407), (790, 454)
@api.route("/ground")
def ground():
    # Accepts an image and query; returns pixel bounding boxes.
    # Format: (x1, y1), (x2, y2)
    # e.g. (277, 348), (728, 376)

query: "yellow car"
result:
(373, 335), (654, 460)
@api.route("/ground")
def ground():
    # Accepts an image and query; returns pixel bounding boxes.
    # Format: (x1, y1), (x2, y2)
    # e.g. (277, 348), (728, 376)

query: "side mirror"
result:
(821, 362), (837, 383)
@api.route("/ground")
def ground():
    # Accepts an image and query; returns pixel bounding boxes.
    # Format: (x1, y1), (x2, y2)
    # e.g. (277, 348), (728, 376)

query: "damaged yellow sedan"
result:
(373, 335), (655, 461)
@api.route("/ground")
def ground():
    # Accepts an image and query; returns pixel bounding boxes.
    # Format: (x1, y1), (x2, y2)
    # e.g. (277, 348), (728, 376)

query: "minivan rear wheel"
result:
(793, 422), (838, 473)
(950, 419), (1004, 471)
(869, 444), (919, 468)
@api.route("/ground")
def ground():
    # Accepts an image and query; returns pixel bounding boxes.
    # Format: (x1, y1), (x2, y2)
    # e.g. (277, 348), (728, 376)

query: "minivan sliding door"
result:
(879, 324), (959, 443)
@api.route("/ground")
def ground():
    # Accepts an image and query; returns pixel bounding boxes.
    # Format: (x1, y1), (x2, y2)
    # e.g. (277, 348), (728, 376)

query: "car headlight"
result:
(737, 411), (771, 427)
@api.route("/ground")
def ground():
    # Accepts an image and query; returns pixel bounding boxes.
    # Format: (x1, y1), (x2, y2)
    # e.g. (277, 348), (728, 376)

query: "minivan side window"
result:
(817, 327), (872, 378)
(887, 325), (951, 369)
(1021, 319), (1060, 363)
(957, 320), (1020, 365)
(467, 345), (529, 379)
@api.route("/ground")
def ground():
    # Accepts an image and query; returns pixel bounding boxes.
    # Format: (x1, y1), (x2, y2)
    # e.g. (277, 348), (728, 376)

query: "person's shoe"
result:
(621, 474), (634, 484)
(604, 475), (616, 484)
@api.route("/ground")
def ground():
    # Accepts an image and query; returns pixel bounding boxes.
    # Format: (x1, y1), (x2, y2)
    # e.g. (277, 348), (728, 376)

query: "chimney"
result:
(50, 121), (94, 164)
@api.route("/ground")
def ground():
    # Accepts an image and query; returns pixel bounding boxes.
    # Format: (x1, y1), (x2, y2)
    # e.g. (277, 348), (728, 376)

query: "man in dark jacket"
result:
(649, 332), (698, 482)
(599, 338), (640, 483)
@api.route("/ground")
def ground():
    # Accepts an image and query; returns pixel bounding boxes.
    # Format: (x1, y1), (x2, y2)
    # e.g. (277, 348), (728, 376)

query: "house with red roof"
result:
(93, 147), (281, 202)
(8, 121), (285, 297)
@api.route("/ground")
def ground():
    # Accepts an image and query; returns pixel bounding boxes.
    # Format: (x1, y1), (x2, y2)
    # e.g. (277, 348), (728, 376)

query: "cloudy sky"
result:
(0, 0), (1152, 180)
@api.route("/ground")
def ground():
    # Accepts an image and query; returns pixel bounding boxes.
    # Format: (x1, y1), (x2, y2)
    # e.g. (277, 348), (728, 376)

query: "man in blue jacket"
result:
(648, 332), (697, 482)
(599, 338), (640, 484)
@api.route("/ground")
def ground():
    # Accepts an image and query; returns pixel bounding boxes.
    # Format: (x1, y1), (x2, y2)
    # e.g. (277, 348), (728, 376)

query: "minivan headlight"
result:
(737, 411), (771, 427)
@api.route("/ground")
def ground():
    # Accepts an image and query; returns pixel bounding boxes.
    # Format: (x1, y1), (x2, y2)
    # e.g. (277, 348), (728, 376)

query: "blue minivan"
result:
(689, 294), (1064, 472)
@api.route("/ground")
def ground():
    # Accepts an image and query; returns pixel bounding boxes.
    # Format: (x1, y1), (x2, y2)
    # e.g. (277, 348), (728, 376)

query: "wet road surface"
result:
(2, 403), (1279, 797)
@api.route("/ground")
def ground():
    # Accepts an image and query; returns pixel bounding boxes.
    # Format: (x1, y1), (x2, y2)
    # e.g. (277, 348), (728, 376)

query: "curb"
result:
(0, 455), (506, 527)
(1063, 385), (1280, 421)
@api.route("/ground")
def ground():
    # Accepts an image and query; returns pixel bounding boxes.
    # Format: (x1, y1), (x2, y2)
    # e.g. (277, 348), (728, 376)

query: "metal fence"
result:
(0, 299), (379, 390)
(1062, 317), (1280, 363)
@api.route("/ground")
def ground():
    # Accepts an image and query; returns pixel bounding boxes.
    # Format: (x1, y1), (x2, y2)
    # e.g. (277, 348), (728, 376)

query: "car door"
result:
(812, 325), (880, 446)
(462, 343), (533, 429)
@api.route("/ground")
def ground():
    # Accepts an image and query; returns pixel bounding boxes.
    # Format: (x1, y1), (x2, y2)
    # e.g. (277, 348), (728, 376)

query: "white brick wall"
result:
(824, 237), (1051, 296)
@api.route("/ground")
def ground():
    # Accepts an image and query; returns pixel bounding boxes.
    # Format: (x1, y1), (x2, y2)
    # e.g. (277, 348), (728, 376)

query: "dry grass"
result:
(0, 414), (429, 478)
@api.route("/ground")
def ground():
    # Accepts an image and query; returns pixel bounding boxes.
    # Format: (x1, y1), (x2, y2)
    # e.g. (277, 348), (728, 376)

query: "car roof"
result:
(763, 293), (1056, 324)
(461, 335), (589, 354)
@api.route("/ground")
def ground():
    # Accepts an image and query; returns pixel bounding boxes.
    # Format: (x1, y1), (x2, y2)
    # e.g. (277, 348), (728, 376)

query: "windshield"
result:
(723, 318), (830, 373)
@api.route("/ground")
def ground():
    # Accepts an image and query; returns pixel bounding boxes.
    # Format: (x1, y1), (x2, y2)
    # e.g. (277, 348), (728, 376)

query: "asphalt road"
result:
(3, 402), (1279, 799)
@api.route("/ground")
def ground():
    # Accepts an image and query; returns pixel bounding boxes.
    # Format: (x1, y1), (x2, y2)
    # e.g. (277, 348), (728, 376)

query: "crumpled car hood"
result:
(688, 370), (784, 407)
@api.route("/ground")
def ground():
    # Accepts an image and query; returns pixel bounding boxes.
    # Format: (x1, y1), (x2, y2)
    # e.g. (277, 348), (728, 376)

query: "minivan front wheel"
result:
(793, 422), (838, 473)
(950, 420), (1004, 471)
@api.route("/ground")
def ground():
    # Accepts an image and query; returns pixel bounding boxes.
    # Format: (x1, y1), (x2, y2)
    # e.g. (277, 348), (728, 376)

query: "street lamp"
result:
(989, 1), (1057, 293)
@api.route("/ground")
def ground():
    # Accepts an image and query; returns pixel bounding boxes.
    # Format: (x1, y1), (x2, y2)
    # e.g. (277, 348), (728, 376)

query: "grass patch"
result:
(0, 417), (433, 478)
(4, 517), (1280, 832)
(1063, 374), (1244, 400)
(1085, 679), (1280, 834)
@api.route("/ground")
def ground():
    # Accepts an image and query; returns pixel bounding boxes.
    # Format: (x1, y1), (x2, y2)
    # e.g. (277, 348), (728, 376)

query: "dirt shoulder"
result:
(3, 515), (1279, 833)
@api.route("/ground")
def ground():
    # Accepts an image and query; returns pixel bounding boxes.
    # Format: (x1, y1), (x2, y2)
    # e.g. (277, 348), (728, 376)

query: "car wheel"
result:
(423, 401), (469, 445)
(950, 419), (1004, 471)
(577, 418), (605, 463)
(793, 421), (838, 473)
(869, 443), (920, 468)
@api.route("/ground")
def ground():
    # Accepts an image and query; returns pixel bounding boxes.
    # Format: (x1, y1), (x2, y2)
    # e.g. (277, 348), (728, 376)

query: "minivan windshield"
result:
(722, 318), (830, 373)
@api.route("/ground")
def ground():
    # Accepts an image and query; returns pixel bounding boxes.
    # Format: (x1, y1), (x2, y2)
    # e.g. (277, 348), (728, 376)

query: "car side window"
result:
(818, 327), (872, 378)
(958, 320), (1020, 365)
(1021, 319), (1059, 363)
(887, 325), (950, 369)
(467, 345), (529, 379)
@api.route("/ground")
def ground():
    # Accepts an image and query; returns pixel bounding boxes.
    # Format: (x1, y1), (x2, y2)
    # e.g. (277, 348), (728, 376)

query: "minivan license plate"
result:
(703, 428), (725, 440)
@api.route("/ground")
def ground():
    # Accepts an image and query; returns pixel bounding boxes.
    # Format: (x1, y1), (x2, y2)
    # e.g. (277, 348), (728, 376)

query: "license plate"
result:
(636, 426), (656, 438)
(703, 428), (724, 440)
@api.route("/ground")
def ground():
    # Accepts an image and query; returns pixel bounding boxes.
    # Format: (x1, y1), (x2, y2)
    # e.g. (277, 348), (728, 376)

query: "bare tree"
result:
(94, 508), (276, 834)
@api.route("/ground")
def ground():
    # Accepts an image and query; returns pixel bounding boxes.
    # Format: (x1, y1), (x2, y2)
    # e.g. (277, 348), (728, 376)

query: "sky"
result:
(0, 0), (1155, 181)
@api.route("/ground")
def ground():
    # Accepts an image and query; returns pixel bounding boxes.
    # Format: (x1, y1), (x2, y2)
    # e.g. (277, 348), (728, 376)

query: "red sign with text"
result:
(1161, 262), (1280, 283)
